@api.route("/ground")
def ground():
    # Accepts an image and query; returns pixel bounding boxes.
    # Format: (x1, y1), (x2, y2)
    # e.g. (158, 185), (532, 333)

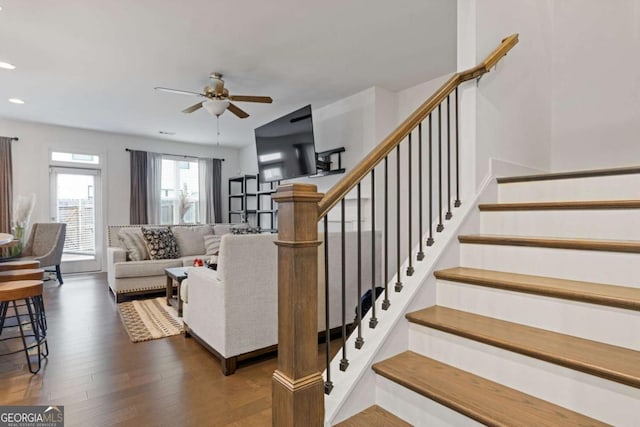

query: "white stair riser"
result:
(436, 280), (640, 350)
(498, 175), (640, 203)
(409, 325), (640, 427)
(480, 209), (640, 240)
(460, 244), (640, 288)
(375, 375), (483, 427)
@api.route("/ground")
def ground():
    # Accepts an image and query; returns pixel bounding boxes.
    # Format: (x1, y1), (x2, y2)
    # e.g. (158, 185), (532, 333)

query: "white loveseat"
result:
(181, 231), (382, 375)
(106, 224), (232, 302)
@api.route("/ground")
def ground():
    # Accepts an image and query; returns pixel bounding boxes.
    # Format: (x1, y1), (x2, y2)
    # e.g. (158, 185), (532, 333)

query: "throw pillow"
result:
(213, 224), (233, 235)
(171, 225), (213, 256)
(203, 235), (222, 256)
(118, 228), (149, 261)
(141, 227), (181, 260)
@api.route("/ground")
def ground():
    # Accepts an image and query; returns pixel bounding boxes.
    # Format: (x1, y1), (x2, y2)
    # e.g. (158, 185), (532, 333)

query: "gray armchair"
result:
(20, 223), (66, 284)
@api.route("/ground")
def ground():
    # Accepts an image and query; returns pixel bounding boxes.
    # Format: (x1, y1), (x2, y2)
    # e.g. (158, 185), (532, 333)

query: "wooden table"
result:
(165, 267), (189, 317)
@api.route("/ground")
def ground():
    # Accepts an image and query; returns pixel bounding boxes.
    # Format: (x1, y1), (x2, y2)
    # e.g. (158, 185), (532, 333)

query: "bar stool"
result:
(0, 280), (48, 373)
(0, 260), (40, 272)
(0, 268), (45, 282)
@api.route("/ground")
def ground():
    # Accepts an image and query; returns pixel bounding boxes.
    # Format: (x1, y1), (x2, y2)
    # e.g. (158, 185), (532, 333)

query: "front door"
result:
(50, 167), (102, 272)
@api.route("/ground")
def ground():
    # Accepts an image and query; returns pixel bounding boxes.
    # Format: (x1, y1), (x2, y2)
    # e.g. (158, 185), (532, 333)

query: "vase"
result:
(10, 222), (25, 257)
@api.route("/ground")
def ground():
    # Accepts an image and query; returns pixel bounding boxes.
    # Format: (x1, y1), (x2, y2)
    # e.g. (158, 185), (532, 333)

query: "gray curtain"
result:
(198, 158), (213, 224)
(129, 150), (148, 224)
(146, 152), (162, 224)
(199, 158), (222, 224)
(0, 137), (13, 233)
(212, 158), (223, 223)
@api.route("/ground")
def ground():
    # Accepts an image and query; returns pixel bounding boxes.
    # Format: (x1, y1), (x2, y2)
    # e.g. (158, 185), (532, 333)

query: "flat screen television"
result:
(254, 105), (317, 183)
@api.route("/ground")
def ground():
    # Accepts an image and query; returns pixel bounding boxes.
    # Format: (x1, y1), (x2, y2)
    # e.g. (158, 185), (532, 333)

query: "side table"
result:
(165, 267), (189, 317)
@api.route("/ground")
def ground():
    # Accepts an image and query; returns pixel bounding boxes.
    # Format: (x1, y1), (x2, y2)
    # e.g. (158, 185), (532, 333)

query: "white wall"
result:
(473, 0), (553, 184)
(1, 117), (240, 270)
(550, 0), (640, 171)
(461, 0), (640, 175)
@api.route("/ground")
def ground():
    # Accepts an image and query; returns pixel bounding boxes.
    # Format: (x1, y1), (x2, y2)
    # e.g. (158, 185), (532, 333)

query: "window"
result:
(51, 151), (100, 165)
(160, 158), (200, 224)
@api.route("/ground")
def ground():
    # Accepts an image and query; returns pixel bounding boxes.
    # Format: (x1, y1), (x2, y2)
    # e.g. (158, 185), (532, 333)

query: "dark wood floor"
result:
(0, 274), (335, 426)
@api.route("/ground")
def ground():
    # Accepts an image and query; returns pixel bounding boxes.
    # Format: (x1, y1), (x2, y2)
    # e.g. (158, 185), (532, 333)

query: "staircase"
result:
(338, 167), (640, 426)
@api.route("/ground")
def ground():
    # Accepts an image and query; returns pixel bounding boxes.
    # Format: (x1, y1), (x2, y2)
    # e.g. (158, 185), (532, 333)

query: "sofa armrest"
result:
(108, 246), (127, 263)
(182, 268), (229, 354)
(107, 247), (127, 291)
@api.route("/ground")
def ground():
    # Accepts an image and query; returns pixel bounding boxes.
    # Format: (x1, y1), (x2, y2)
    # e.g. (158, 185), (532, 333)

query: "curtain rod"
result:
(125, 148), (224, 161)
(3, 137), (19, 141)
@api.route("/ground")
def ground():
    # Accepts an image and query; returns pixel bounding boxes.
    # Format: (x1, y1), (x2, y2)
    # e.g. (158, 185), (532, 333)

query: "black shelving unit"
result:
(256, 179), (278, 232)
(228, 175), (256, 224)
(228, 175), (278, 232)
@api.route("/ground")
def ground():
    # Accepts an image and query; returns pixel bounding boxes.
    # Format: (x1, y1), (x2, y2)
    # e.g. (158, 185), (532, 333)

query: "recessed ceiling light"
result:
(0, 62), (16, 70)
(8, 98), (25, 104)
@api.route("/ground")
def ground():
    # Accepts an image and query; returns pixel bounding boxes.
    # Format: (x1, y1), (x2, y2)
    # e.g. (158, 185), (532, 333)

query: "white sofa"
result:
(181, 231), (382, 375)
(106, 224), (232, 302)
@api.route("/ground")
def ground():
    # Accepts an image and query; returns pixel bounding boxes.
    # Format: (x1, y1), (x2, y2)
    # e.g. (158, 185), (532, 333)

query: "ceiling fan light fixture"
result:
(203, 99), (229, 117)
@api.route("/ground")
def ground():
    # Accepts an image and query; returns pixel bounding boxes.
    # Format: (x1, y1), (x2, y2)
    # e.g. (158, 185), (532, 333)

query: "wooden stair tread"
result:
(458, 234), (640, 253)
(434, 267), (640, 311)
(406, 306), (640, 388)
(334, 405), (411, 427)
(373, 351), (608, 427)
(497, 165), (640, 183)
(479, 200), (640, 211)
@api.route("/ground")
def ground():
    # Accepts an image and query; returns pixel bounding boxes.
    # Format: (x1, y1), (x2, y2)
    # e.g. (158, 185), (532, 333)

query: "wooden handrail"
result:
(318, 34), (519, 219)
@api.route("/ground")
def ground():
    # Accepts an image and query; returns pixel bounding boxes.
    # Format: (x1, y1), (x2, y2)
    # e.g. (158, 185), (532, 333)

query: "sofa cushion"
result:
(171, 225), (213, 256)
(141, 227), (180, 260)
(203, 235), (222, 256)
(213, 224), (234, 235)
(118, 228), (149, 261)
(114, 258), (182, 278)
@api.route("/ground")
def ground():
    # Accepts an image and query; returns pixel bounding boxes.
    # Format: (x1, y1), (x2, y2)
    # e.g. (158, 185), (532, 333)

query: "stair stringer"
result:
(325, 169), (502, 425)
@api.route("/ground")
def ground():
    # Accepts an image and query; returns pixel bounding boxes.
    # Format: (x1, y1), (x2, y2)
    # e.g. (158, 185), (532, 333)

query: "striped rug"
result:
(118, 297), (184, 343)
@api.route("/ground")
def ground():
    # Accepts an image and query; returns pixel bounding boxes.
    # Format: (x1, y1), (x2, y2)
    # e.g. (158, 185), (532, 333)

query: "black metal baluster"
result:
(323, 216), (333, 394)
(446, 95), (452, 220)
(369, 169), (378, 328)
(382, 157), (390, 310)
(437, 104), (444, 232)
(395, 145), (403, 292)
(417, 123), (425, 261)
(355, 183), (364, 349)
(407, 132), (414, 277)
(339, 198), (349, 371)
(427, 114), (434, 246)
(455, 87), (461, 208)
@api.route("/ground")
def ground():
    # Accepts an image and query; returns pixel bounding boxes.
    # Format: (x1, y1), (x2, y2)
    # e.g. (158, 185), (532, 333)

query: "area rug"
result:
(118, 297), (184, 343)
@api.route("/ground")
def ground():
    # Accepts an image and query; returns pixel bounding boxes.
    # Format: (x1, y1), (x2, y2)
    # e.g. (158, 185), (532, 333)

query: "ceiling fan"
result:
(155, 72), (273, 119)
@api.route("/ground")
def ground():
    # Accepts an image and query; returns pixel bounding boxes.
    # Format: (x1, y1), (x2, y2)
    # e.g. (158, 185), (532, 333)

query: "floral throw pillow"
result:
(141, 227), (181, 260)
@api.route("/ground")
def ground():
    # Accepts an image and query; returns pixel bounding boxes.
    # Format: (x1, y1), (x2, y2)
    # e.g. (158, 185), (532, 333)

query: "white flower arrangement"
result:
(12, 193), (36, 254)
(177, 184), (193, 224)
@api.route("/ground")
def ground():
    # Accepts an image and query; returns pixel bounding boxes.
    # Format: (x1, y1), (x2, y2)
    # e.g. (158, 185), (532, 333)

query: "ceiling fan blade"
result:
(227, 102), (250, 119)
(229, 95), (273, 104)
(155, 87), (204, 97)
(182, 102), (203, 114)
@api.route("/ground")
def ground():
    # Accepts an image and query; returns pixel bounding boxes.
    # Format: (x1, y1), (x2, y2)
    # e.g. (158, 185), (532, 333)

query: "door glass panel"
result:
(55, 173), (96, 262)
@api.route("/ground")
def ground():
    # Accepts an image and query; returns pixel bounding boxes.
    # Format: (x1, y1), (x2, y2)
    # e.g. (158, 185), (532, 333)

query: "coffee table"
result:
(165, 267), (189, 317)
